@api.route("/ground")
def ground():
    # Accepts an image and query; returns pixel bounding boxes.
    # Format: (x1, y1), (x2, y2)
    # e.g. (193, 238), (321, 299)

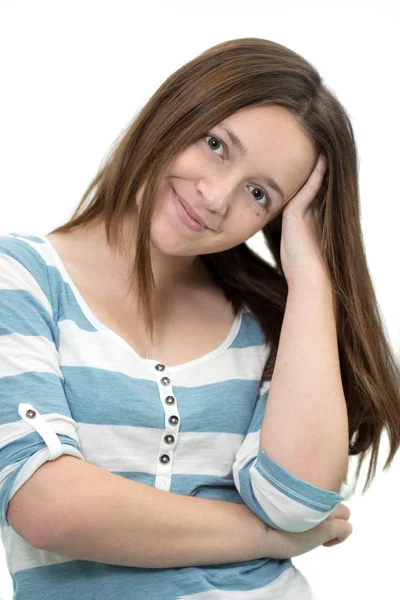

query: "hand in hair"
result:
(280, 154), (329, 287)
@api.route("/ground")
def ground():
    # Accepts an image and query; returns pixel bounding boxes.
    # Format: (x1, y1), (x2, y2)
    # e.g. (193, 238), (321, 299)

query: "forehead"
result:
(219, 105), (317, 206)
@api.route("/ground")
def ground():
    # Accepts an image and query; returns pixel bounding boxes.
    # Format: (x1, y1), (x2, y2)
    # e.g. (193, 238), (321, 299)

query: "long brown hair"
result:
(49, 37), (400, 495)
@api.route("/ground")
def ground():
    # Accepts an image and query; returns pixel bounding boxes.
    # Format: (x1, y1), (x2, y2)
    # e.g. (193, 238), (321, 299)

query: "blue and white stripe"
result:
(0, 232), (350, 599)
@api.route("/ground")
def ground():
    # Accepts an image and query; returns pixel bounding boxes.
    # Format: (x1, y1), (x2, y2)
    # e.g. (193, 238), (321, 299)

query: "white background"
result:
(0, 1), (399, 598)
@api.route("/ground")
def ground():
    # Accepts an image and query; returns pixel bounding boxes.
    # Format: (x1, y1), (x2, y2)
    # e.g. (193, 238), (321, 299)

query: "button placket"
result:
(151, 362), (180, 490)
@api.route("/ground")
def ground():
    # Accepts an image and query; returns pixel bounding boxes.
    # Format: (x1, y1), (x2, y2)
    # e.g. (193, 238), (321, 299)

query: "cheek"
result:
(147, 189), (203, 255)
(213, 210), (266, 251)
(149, 213), (188, 254)
(234, 205), (267, 236)
(170, 145), (207, 175)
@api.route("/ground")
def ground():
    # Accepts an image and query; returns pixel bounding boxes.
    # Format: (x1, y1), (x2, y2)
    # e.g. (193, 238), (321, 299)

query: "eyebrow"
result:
(219, 124), (286, 202)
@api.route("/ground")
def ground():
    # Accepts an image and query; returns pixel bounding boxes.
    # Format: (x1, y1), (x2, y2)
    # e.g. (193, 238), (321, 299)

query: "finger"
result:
(323, 537), (347, 547)
(330, 518), (353, 543)
(300, 154), (327, 209)
(285, 154), (327, 215)
(323, 538), (341, 547)
(329, 503), (351, 521)
(323, 528), (352, 547)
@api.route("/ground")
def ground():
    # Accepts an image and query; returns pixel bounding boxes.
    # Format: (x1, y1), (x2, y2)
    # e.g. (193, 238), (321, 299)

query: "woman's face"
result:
(148, 104), (318, 257)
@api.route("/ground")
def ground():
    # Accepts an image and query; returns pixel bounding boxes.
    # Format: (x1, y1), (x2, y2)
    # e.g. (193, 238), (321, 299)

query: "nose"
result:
(196, 173), (233, 216)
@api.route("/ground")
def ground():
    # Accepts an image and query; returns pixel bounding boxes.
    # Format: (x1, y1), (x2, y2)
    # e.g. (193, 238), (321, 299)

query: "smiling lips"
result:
(172, 188), (210, 232)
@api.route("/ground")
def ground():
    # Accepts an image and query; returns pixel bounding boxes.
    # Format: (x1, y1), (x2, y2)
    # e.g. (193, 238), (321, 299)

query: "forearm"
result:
(260, 277), (349, 492)
(34, 457), (269, 568)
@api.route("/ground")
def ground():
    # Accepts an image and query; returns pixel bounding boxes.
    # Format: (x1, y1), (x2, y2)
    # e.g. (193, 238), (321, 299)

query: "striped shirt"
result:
(0, 232), (350, 599)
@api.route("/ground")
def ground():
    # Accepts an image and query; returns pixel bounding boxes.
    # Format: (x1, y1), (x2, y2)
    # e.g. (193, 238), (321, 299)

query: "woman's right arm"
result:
(8, 455), (352, 568)
(7, 455), (271, 568)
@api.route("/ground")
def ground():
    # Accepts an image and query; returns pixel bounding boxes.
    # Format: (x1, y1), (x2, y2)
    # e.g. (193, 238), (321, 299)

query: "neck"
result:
(72, 214), (211, 296)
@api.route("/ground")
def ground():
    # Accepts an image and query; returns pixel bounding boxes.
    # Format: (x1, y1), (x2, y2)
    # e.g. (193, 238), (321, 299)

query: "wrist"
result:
(287, 274), (338, 327)
(287, 272), (333, 295)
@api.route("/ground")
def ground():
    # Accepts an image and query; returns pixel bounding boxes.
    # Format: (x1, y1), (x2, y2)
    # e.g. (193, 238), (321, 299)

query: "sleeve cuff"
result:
(255, 447), (351, 511)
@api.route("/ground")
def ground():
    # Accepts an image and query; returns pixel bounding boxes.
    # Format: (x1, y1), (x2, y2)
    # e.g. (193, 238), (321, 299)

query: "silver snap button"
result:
(161, 376), (170, 386)
(169, 415), (179, 425)
(26, 410), (36, 419)
(164, 435), (175, 444)
(160, 454), (170, 464)
(155, 363), (165, 371)
(165, 396), (175, 405)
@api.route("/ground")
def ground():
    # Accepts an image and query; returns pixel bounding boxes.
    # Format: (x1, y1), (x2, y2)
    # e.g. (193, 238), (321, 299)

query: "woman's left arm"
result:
(260, 153), (349, 493)
(259, 275), (349, 493)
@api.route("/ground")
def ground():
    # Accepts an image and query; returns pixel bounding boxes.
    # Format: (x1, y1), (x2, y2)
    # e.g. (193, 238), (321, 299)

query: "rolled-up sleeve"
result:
(232, 380), (351, 533)
(0, 237), (85, 528)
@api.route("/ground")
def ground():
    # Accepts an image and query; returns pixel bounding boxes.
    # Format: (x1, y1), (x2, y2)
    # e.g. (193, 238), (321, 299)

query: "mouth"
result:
(172, 187), (210, 232)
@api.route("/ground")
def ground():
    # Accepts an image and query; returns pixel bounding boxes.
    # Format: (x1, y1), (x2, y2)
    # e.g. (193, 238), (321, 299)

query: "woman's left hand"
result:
(280, 154), (330, 287)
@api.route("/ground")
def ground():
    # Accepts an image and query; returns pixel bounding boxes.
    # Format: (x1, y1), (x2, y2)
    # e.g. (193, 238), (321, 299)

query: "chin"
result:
(149, 219), (198, 256)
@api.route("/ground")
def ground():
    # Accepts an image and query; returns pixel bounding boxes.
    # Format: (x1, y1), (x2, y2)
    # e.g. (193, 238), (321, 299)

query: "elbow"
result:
(6, 456), (83, 551)
(28, 528), (52, 552)
(7, 493), (64, 551)
(7, 494), (51, 550)
(29, 514), (62, 551)
(244, 457), (345, 533)
(234, 448), (349, 534)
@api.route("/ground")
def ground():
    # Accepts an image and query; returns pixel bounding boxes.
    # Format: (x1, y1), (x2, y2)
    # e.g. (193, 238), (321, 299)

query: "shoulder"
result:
(0, 231), (50, 267)
(239, 305), (268, 346)
(0, 232), (57, 310)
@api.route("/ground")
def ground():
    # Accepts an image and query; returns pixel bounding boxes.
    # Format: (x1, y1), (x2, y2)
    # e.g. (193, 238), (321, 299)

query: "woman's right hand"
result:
(261, 503), (353, 559)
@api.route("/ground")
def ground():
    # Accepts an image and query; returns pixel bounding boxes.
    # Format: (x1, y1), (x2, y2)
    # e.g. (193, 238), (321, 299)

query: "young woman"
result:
(1, 37), (399, 599)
